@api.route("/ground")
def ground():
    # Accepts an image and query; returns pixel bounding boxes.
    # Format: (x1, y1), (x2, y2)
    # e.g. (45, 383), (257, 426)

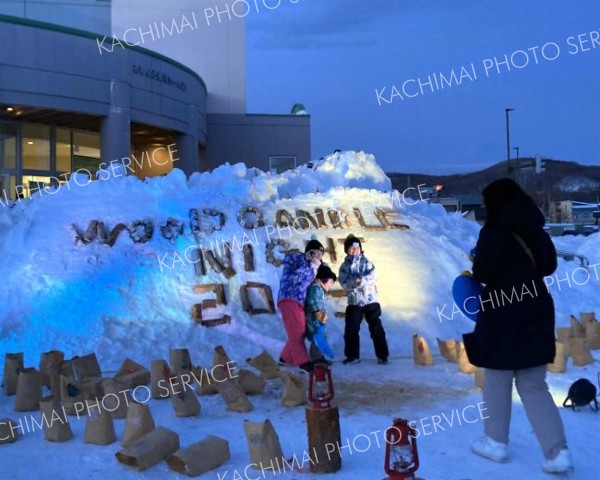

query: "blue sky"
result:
(246, 0), (600, 174)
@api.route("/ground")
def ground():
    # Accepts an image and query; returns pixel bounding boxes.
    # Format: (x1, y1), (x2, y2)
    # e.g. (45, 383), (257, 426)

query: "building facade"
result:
(549, 200), (599, 225)
(0, 0), (310, 200)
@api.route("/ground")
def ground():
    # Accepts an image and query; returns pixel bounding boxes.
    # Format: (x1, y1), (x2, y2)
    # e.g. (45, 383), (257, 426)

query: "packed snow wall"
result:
(0, 151), (597, 370)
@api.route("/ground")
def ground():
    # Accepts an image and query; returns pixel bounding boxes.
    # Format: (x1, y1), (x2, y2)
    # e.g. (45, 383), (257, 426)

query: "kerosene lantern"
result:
(384, 418), (420, 480)
(307, 363), (334, 409)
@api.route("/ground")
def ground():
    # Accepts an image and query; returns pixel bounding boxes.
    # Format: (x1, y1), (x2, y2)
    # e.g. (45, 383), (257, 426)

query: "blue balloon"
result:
(452, 274), (483, 322)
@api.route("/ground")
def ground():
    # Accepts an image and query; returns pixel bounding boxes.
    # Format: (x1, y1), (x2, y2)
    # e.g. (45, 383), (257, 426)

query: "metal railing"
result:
(556, 249), (590, 268)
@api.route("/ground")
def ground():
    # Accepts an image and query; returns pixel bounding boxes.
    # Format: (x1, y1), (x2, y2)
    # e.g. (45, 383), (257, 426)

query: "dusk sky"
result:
(246, 0), (600, 174)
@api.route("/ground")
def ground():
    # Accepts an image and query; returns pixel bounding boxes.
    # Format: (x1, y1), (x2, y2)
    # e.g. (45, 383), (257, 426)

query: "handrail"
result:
(556, 249), (590, 268)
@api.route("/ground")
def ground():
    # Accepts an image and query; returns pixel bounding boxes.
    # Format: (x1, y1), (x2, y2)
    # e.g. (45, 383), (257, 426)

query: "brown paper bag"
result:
(579, 311), (596, 327)
(456, 341), (477, 374)
(0, 418), (18, 443)
(39, 350), (64, 389)
(569, 337), (594, 366)
(71, 353), (102, 379)
(585, 321), (600, 350)
(436, 338), (458, 363)
(84, 402), (116, 445)
(238, 369), (266, 395)
(14, 367), (42, 412)
(60, 375), (98, 416)
(39, 395), (73, 442)
(3, 353), (24, 395)
(474, 368), (485, 389)
(58, 358), (76, 378)
(243, 419), (284, 471)
(49, 371), (62, 397)
(570, 315), (586, 338)
(279, 371), (306, 407)
(170, 375), (201, 417)
(192, 366), (218, 395)
(547, 342), (567, 373)
(214, 345), (234, 371)
(555, 327), (573, 357)
(122, 401), (155, 447)
(101, 379), (130, 418)
(246, 350), (280, 379)
(151, 359), (175, 399)
(167, 435), (230, 476)
(116, 427), (180, 471)
(412, 334), (434, 366)
(169, 349), (192, 376)
(114, 358), (150, 389)
(213, 365), (252, 412)
(60, 375), (90, 415)
(63, 375), (103, 399)
(79, 377), (104, 397)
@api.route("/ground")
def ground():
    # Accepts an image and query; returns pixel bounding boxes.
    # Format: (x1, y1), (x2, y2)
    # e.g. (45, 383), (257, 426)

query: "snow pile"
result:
(273, 150), (392, 197)
(187, 150), (392, 205)
(0, 151), (599, 480)
(0, 152), (400, 366)
(0, 150), (599, 369)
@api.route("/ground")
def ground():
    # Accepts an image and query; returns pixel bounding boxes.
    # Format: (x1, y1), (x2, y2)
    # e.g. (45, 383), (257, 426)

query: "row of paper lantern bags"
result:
(0, 346), (311, 476)
(413, 311), (600, 388)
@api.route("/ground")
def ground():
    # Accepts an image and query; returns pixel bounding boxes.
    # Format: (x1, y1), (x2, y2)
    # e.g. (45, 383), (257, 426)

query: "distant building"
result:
(0, 1), (310, 200)
(549, 201), (598, 224)
(547, 200), (600, 235)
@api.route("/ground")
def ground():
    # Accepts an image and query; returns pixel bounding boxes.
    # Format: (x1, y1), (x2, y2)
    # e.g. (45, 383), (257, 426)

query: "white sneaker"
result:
(471, 435), (509, 463)
(542, 449), (573, 474)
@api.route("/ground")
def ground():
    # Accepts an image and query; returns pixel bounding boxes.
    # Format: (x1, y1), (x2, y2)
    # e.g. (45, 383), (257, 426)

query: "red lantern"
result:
(384, 418), (420, 480)
(307, 364), (334, 409)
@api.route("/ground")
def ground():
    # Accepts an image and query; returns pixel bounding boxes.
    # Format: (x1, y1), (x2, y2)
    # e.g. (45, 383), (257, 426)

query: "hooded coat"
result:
(277, 252), (316, 305)
(338, 254), (378, 306)
(464, 194), (558, 370)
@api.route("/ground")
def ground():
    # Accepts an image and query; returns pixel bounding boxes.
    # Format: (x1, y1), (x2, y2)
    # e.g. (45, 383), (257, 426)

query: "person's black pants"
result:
(344, 303), (389, 360)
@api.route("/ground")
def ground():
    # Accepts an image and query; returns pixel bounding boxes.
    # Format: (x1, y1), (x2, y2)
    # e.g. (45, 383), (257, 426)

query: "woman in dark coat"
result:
(465, 178), (572, 474)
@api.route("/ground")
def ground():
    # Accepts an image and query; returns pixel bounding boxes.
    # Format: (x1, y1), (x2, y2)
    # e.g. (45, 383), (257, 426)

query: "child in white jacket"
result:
(338, 234), (389, 364)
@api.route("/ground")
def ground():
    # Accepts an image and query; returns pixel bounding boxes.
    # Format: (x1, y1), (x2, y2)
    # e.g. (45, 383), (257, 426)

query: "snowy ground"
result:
(1, 355), (599, 480)
(1, 152), (599, 479)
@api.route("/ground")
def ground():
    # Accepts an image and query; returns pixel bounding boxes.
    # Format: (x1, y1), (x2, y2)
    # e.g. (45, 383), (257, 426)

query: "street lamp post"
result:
(505, 108), (514, 176)
(513, 146), (519, 160)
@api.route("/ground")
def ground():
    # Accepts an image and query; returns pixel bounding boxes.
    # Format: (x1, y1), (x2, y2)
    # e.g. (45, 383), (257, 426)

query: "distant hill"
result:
(387, 159), (600, 207)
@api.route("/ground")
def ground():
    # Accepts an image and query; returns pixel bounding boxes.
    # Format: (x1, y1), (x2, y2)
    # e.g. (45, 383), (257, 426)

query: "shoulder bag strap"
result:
(512, 233), (536, 268)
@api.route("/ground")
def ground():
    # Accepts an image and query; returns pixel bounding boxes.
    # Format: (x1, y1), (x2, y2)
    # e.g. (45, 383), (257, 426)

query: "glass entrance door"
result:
(0, 121), (18, 201)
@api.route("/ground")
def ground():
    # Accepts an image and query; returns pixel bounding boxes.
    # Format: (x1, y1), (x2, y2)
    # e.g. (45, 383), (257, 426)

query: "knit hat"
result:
(344, 234), (362, 254)
(305, 236), (325, 253)
(316, 264), (337, 283)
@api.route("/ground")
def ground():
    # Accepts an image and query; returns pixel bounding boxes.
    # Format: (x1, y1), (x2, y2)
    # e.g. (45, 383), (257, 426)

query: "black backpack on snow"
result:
(563, 377), (598, 412)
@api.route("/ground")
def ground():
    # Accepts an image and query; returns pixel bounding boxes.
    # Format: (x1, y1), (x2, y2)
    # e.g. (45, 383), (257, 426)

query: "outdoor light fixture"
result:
(6, 107), (13, 112)
(26, 141), (34, 145)
(307, 364), (334, 409)
(384, 418), (421, 480)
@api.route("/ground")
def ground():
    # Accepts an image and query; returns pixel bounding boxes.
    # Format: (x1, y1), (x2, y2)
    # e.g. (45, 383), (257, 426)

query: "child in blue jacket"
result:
(305, 264), (337, 364)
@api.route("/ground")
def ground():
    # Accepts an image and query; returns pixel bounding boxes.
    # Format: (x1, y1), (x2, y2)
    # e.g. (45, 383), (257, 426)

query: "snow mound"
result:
(0, 151), (598, 372)
(188, 150), (392, 203)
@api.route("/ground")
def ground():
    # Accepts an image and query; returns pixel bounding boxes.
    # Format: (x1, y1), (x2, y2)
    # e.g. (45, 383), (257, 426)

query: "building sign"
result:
(132, 64), (187, 91)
